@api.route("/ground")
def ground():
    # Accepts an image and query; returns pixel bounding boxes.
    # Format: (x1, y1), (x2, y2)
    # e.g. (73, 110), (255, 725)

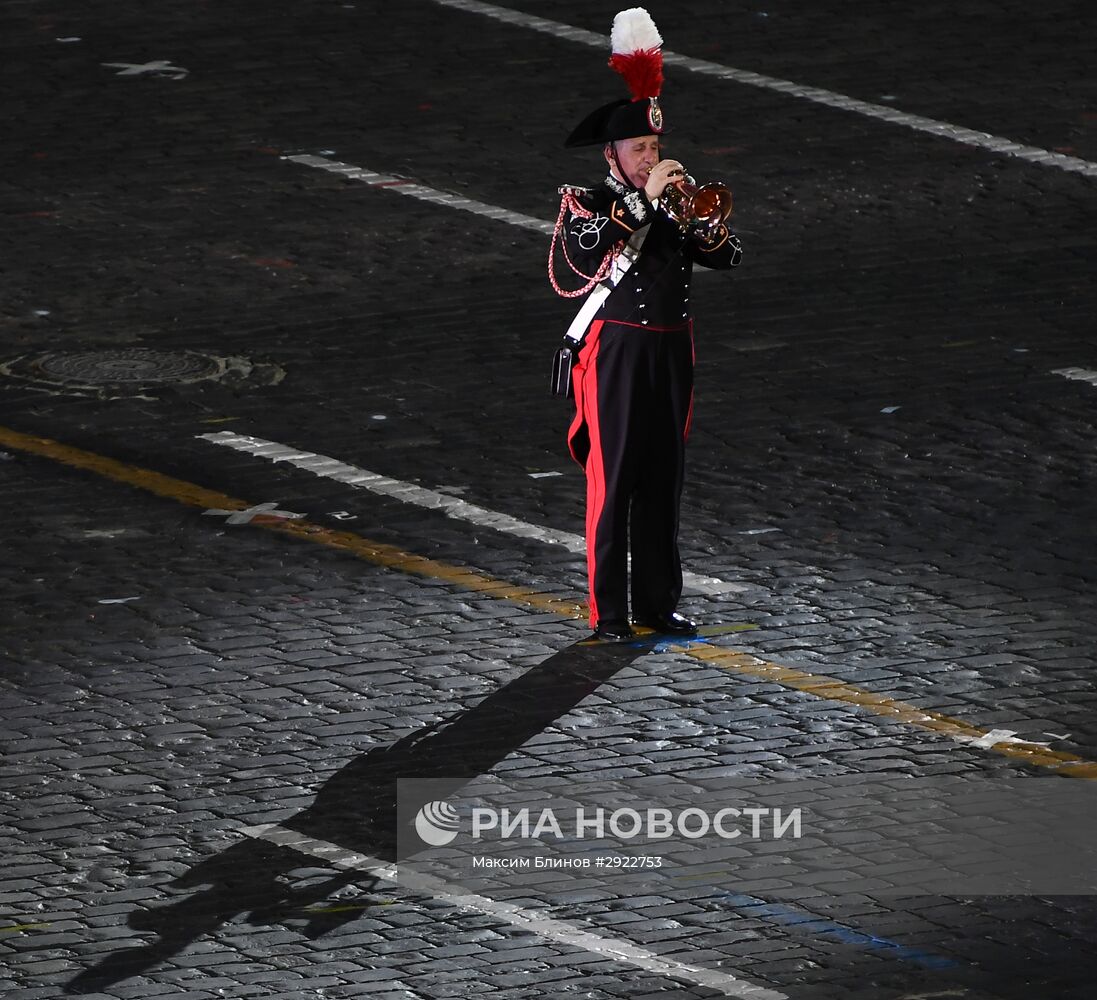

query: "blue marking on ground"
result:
(655, 637), (712, 653)
(715, 892), (959, 970)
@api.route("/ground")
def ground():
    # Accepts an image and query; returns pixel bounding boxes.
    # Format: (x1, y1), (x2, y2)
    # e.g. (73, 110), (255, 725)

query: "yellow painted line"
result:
(681, 645), (1097, 778)
(0, 923), (49, 933)
(2, 423), (1095, 779)
(0, 424), (584, 620)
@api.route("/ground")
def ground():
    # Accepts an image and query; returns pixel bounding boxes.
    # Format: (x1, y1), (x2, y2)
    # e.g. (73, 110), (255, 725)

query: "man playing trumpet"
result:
(549, 7), (742, 642)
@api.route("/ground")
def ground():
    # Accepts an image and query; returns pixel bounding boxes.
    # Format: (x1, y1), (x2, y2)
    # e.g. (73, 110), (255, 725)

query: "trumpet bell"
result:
(661, 180), (733, 236)
(689, 183), (733, 225)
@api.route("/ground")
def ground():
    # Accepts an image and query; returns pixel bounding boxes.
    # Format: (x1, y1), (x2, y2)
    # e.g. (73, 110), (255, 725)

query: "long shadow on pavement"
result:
(66, 636), (645, 993)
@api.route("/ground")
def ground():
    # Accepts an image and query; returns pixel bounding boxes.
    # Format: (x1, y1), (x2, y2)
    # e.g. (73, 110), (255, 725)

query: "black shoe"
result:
(633, 612), (697, 636)
(593, 620), (635, 642)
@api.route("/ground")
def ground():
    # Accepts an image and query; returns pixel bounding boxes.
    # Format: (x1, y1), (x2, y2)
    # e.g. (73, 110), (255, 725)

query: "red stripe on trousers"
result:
(683, 322), (696, 441)
(567, 320), (606, 627)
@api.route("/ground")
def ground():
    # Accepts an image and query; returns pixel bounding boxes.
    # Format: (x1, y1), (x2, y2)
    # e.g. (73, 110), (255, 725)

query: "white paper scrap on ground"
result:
(1052, 367), (1097, 387)
(203, 502), (305, 525)
(959, 728), (1052, 750)
(102, 60), (189, 80)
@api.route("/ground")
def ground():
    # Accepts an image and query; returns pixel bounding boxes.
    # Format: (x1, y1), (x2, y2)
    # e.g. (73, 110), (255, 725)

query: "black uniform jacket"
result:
(563, 174), (742, 327)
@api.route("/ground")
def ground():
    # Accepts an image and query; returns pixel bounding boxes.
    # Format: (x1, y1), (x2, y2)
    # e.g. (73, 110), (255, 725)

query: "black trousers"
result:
(568, 318), (694, 628)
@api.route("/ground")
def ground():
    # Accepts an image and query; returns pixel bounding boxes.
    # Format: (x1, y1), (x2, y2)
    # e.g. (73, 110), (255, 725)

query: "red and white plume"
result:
(608, 7), (664, 102)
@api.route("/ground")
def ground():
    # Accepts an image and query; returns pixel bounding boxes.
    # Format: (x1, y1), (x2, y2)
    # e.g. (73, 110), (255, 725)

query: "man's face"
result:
(605, 135), (661, 188)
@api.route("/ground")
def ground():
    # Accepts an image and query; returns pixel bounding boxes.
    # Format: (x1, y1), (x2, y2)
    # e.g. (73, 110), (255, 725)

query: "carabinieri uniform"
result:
(561, 174), (742, 631)
(548, 7), (744, 638)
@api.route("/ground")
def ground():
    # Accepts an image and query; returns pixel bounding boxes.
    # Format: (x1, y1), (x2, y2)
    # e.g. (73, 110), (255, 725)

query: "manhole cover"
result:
(0, 348), (284, 397)
(30, 349), (220, 385)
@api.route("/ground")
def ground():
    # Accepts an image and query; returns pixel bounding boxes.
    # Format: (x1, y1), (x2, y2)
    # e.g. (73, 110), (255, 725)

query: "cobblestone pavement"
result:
(3, 1), (1097, 998)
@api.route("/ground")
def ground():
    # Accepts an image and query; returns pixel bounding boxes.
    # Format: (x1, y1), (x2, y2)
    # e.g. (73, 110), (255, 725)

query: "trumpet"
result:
(660, 171), (733, 240)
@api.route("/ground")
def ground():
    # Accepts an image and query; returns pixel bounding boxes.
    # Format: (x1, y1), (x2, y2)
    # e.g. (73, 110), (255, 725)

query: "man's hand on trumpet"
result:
(643, 159), (688, 202)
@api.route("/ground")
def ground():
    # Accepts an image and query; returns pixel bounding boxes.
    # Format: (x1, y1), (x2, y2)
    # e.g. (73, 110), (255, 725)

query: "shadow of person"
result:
(67, 636), (646, 993)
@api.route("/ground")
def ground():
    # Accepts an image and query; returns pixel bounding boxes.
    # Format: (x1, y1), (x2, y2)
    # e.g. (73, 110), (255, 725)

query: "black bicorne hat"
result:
(565, 8), (666, 148)
(564, 97), (665, 148)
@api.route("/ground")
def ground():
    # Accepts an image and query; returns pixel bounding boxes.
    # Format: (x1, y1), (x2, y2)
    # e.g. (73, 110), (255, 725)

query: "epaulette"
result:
(558, 184), (593, 197)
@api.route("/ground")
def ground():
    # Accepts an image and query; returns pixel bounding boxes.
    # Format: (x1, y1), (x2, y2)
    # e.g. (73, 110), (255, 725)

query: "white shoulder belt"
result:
(562, 222), (652, 346)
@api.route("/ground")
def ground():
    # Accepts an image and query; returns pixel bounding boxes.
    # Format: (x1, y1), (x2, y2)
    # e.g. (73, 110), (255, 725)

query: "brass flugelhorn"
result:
(660, 171), (733, 239)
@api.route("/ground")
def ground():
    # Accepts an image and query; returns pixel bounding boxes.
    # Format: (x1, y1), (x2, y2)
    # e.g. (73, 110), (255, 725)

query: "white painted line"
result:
(240, 823), (786, 999)
(896, 991), (969, 1000)
(283, 154), (554, 235)
(1052, 367), (1097, 387)
(284, 153), (722, 284)
(240, 823), (398, 880)
(431, 0), (1097, 180)
(198, 431), (749, 596)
